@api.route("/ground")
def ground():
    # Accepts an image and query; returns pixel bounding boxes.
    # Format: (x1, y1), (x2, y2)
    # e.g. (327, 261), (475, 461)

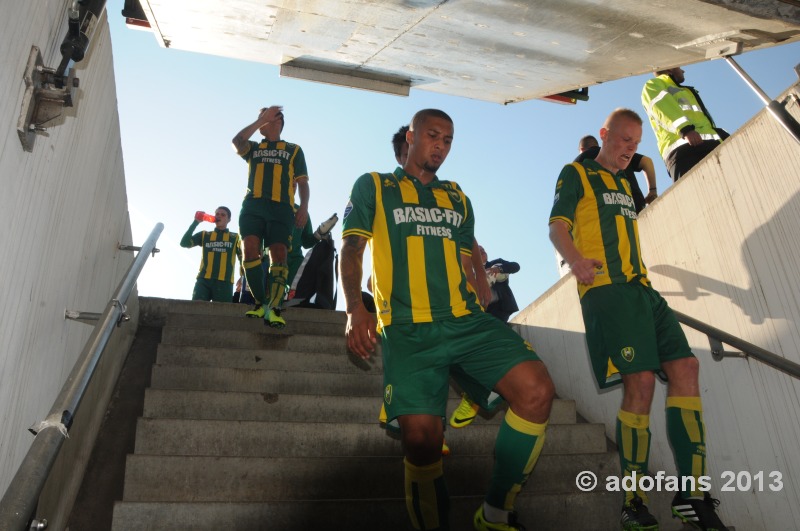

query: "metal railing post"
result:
(0, 223), (163, 531)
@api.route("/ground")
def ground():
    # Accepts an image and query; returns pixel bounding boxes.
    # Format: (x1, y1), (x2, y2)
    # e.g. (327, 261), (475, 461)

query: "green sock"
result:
(266, 263), (288, 309)
(485, 408), (547, 511)
(243, 258), (265, 304)
(617, 409), (651, 505)
(666, 396), (707, 498)
(404, 458), (449, 530)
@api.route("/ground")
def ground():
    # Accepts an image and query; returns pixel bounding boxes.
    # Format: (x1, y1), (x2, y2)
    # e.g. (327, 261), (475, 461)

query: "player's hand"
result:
(294, 205), (309, 228)
(194, 211), (205, 222)
(645, 189), (658, 204)
(346, 305), (377, 360)
(476, 281), (492, 308)
(570, 257), (603, 285)
(258, 105), (283, 126)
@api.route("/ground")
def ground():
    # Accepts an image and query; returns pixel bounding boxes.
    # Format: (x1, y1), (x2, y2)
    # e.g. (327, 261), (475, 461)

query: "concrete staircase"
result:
(106, 299), (669, 530)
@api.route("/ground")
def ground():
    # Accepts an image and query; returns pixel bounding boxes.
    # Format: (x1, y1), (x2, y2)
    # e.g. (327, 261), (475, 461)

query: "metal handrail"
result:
(674, 310), (800, 380)
(0, 223), (164, 531)
(724, 56), (800, 146)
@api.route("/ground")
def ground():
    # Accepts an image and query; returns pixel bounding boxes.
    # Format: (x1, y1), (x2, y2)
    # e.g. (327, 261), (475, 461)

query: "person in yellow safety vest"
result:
(641, 66), (729, 182)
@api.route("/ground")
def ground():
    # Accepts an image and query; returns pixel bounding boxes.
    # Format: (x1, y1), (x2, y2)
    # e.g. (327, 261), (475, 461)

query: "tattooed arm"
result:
(340, 234), (377, 359)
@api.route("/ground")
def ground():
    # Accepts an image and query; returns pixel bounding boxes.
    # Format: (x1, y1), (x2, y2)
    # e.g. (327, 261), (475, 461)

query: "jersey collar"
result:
(393, 166), (442, 188)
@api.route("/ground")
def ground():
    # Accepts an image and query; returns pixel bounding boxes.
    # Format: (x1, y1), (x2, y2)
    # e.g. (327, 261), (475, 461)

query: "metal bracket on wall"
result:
(119, 243), (161, 257)
(65, 307), (130, 327)
(64, 310), (101, 325)
(708, 336), (745, 362)
(17, 45), (79, 152)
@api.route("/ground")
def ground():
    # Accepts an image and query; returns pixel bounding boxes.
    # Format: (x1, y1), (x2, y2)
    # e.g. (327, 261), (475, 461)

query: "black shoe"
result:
(621, 496), (659, 530)
(671, 493), (728, 530)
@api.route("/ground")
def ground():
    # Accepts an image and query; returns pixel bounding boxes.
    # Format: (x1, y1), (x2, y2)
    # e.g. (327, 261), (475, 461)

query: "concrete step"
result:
(143, 389), (578, 425)
(148, 366), (577, 409)
(116, 297), (641, 531)
(143, 389), (576, 424)
(165, 311), (346, 337)
(149, 365), (384, 395)
(160, 326), (351, 354)
(140, 298), (346, 326)
(155, 343), (379, 373)
(133, 418), (608, 457)
(111, 491), (685, 531)
(121, 453), (618, 501)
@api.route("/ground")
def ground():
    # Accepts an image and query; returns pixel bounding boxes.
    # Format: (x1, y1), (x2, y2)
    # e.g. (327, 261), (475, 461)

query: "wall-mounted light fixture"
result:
(17, 0), (107, 152)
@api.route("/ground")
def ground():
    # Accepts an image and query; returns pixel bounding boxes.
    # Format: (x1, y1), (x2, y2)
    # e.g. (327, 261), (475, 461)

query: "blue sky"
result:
(107, 0), (800, 312)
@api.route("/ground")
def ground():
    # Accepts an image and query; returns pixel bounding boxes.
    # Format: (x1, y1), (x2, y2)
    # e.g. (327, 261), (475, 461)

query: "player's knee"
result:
(626, 370), (657, 388)
(670, 356), (700, 382)
(243, 238), (261, 259)
(528, 377), (555, 413)
(622, 371), (657, 403)
(509, 369), (554, 420)
(400, 420), (443, 461)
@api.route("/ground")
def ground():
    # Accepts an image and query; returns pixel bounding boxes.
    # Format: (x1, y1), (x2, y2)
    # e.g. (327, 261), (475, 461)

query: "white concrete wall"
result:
(0, 3), (139, 529)
(514, 84), (800, 529)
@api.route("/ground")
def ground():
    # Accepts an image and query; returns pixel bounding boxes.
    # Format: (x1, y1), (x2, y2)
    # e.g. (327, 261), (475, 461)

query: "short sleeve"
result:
(548, 164), (582, 232)
(342, 173), (377, 240)
(240, 140), (257, 161)
(293, 145), (309, 179)
(459, 193), (475, 254)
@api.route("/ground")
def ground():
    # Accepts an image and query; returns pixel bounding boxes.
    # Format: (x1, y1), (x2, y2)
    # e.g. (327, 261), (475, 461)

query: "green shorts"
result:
(239, 198), (294, 248)
(380, 311), (539, 422)
(580, 281), (693, 389)
(192, 278), (234, 302)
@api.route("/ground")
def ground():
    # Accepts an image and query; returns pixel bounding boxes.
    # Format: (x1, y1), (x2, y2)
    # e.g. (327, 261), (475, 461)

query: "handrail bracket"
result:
(113, 299), (130, 327)
(118, 243), (161, 258)
(708, 336), (745, 362)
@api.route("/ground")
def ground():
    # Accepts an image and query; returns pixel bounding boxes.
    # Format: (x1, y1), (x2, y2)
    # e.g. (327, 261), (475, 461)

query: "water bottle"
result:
(196, 211), (216, 223)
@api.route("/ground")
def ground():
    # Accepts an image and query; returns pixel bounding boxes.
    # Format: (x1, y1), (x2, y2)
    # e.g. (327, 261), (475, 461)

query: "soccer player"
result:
(342, 109), (554, 531)
(549, 108), (728, 531)
(180, 206), (242, 302)
(380, 125), (495, 452)
(232, 105), (310, 328)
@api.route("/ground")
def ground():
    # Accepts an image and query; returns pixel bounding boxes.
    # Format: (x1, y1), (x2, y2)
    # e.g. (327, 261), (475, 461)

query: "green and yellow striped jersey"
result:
(549, 160), (649, 298)
(240, 139), (308, 204)
(342, 167), (481, 330)
(180, 223), (243, 284)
